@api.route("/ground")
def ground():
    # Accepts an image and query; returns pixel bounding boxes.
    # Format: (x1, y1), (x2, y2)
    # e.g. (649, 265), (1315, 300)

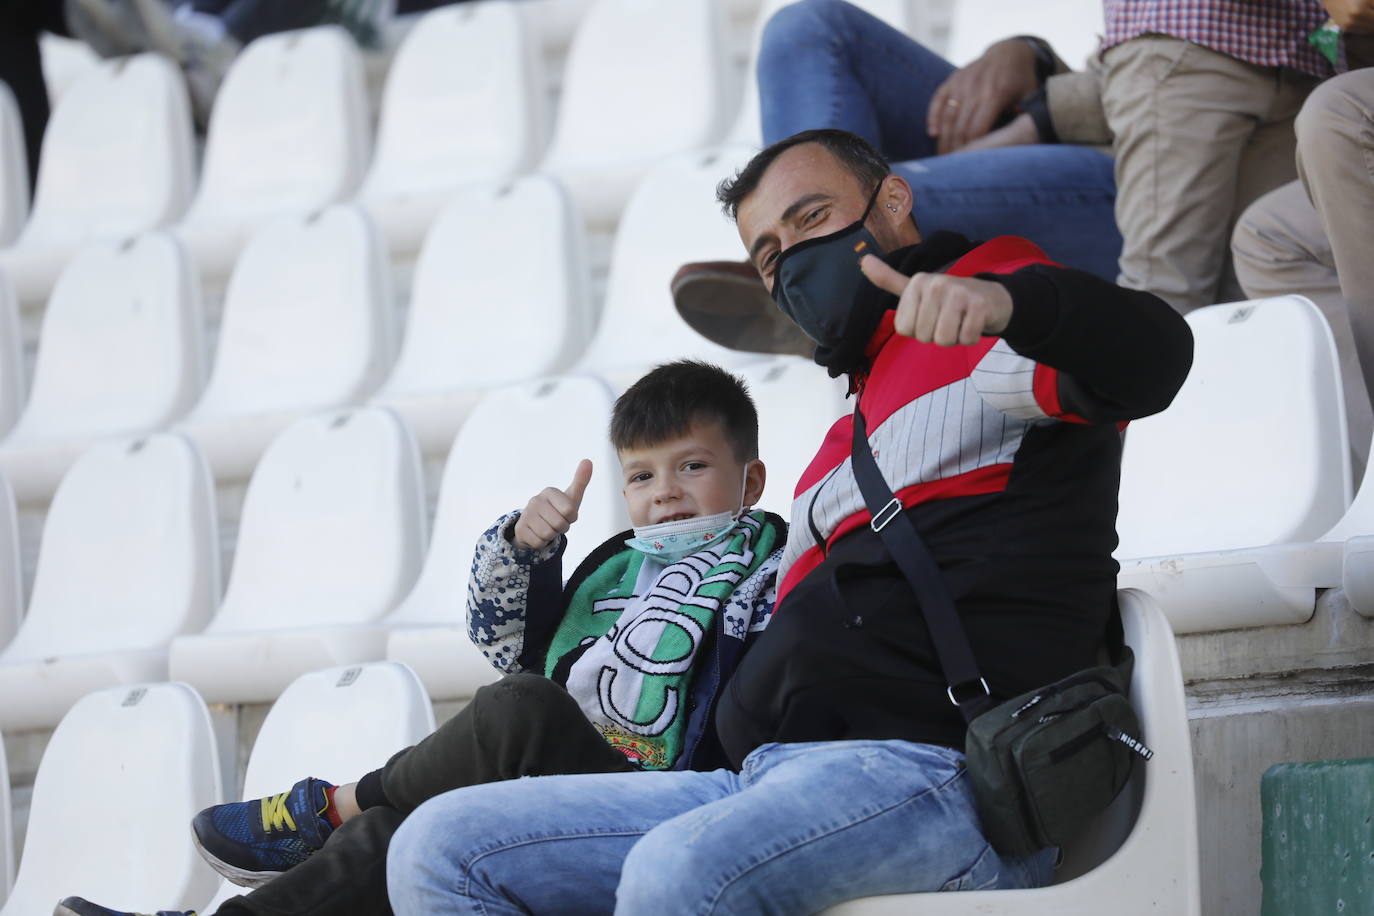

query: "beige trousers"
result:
(1101, 36), (1319, 311)
(1233, 69), (1374, 477)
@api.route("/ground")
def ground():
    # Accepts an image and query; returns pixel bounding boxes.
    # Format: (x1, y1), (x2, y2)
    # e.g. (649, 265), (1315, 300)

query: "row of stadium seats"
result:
(0, 148), (764, 500)
(1, 593), (1200, 914)
(0, 292), (1372, 735)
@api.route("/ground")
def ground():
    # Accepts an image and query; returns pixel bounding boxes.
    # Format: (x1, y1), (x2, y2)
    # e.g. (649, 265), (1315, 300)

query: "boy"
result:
(57, 359), (787, 916)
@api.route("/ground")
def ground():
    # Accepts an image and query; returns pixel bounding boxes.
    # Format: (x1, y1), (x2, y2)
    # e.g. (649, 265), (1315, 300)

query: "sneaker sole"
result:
(190, 823), (285, 889)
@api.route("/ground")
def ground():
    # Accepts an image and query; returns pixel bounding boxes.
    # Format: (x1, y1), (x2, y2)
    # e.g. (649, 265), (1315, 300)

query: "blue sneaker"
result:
(54, 898), (195, 916)
(191, 777), (336, 888)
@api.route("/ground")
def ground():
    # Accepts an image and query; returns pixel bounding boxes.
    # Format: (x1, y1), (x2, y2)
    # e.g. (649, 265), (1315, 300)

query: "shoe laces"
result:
(259, 791), (298, 834)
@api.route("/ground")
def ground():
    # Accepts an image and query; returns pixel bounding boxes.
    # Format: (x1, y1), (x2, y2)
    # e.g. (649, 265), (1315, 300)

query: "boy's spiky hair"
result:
(611, 360), (759, 461)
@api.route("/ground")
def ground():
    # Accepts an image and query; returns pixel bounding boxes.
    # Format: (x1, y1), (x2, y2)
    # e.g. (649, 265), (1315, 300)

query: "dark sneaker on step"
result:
(191, 776), (336, 888)
(670, 260), (816, 358)
(55, 898), (196, 916)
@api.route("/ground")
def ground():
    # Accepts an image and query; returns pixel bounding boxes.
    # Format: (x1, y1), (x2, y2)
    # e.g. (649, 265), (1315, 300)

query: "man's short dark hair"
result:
(716, 128), (891, 221)
(611, 360), (759, 461)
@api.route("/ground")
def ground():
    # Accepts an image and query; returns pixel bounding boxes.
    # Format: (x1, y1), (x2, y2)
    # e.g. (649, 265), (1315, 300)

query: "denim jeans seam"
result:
(702, 759), (971, 911)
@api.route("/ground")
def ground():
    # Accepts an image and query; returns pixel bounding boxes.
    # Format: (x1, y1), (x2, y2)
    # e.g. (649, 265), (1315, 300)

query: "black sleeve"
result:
(982, 263), (1194, 424)
(512, 530), (568, 672)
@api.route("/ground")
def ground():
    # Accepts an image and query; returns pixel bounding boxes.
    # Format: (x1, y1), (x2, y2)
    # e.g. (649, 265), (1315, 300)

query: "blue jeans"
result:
(386, 739), (1056, 914)
(759, 0), (1122, 281)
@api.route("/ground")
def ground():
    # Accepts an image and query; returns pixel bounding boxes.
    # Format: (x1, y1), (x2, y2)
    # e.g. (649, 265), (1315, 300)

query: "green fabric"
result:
(546, 511), (779, 769)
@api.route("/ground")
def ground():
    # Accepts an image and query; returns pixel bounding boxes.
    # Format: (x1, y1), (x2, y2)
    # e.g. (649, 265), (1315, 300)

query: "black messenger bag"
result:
(848, 403), (1152, 856)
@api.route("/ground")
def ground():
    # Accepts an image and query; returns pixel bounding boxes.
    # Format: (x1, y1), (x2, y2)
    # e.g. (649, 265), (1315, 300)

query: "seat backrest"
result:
(0, 726), (12, 902)
(388, 376), (626, 625)
(188, 205), (392, 421)
(209, 407), (426, 633)
(359, 2), (544, 200)
(0, 682), (221, 914)
(1117, 297), (1349, 560)
(378, 176), (590, 399)
(541, 0), (733, 222)
(0, 434), (219, 663)
(0, 273), (23, 440)
(575, 147), (760, 373)
(0, 471), (23, 653)
(946, 0), (1103, 66)
(736, 358), (847, 519)
(6, 232), (203, 443)
(20, 54), (193, 243)
(184, 27), (369, 226)
(243, 662), (435, 794)
(0, 83), (26, 248)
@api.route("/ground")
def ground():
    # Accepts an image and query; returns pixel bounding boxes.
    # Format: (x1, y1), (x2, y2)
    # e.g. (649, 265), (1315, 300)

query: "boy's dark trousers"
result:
(215, 673), (636, 916)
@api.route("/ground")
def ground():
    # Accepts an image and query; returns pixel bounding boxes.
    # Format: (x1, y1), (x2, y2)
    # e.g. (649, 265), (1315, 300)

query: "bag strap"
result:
(849, 403), (993, 723)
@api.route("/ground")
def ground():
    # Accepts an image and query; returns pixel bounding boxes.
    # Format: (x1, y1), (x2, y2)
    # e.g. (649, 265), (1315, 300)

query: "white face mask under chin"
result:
(625, 470), (752, 563)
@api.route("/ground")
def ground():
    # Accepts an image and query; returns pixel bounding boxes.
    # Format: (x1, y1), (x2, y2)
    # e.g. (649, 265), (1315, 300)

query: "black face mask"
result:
(770, 184), (892, 376)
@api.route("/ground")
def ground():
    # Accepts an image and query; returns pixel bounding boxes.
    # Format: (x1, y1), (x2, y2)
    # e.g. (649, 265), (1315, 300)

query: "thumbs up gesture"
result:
(513, 459), (593, 551)
(859, 254), (1014, 347)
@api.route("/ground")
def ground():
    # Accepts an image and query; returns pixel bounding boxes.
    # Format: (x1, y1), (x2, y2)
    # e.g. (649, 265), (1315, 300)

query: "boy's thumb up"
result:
(565, 459), (593, 511)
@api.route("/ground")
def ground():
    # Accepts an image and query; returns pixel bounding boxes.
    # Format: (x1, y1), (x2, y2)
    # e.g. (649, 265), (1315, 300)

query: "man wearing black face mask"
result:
(379, 128), (1195, 914)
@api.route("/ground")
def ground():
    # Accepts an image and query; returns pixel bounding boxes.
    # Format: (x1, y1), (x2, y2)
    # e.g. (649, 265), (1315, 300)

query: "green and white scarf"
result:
(547, 511), (778, 769)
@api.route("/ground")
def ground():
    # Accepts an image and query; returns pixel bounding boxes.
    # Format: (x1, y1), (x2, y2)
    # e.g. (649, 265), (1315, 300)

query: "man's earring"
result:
(886, 204), (898, 212)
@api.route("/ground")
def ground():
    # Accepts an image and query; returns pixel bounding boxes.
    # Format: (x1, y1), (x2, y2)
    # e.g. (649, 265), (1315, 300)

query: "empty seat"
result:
(358, 2), (546, 256)
(822, 589), (1201, 915)
(0, 471), (21, 653)
(386, 376), (627, 699)
(575, 147), (765, 385)
(540, 0), (735, 227)
(0, 232), (205, 502)
(0, 84), (26, 249)
(1321, 440), (1374, 619)
(174, 27), (370, 283)
(945, 0), (1103, 67)
(1116, 297), (1350, 633)
(736, 358), (847, 518)
(0, 434), (220, 732)
(0, 273), (23, 445)
(0, 682), (222, 914)
(170, 407), (427, 704)
(179, 205), (393, 479)
(0, 54), (194, 306)
(518, 0), (594, 58)
(199, 661), (434, 912)
(372, 176), (592, 452)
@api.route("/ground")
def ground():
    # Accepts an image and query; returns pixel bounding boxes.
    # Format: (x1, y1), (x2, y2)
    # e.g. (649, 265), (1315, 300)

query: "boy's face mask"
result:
(626, 469), (752, 564)
(770, 183), (886, 351)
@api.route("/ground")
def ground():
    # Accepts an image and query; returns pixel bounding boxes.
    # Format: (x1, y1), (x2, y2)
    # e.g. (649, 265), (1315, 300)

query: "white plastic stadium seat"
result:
(180, 205), (393, 479)
(0, 54), (194, 307)
(0, 232), (205, 502)
(575, 147), (764, 385)
(358, 2), (546, 256)
(0, 84), (26, 249)
(0, 273), (23, 443)
(170, 407), (427, 704)
(37, 34), (103, 104)
(175, 27), (370, 283)
(518, 0), (594, 57)
(1116, 297), (1350, 633)
(386, 376), (627, 699)
(540, 0), (735, 227)
(736, 358), (847, 518)
(0, 682), (222, 915)
(0, 728), (12, 903)
(0, 471), (22, 655)
(199, 662), (434, 912)
(945, 0), (1103, 67)
(373, 176), (592, 452)
(0, 434), (220, 732)
(1321, 436), (1374, 619)
(824, 589), (1200, 916)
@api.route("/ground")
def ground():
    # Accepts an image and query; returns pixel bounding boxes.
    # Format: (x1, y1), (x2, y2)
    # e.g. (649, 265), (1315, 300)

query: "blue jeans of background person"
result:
(386, 739), (1056, 915)
(758, 0), (1122, 281)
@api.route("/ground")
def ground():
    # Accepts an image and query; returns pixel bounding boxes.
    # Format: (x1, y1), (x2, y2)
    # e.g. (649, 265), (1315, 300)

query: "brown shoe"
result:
(671, 261), (815, 359)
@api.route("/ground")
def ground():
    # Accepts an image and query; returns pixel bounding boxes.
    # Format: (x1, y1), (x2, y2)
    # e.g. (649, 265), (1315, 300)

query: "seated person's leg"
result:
(387, 768), (736, 916)
(899, 144), (1121, 281)
(758, 0), (954, 156)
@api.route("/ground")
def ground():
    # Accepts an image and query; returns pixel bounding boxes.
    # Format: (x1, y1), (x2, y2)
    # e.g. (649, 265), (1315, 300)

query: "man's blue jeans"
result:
(759, 0), (1122, 281)
(386, 739), (1056, 914)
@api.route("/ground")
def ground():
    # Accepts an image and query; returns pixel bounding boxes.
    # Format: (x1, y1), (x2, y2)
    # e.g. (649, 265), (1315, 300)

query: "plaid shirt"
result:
(1103, 0), (1333, 77)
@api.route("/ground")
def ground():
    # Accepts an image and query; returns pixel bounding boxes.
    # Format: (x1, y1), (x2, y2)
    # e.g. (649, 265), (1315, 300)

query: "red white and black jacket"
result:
(714, 234), (1193, 765)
